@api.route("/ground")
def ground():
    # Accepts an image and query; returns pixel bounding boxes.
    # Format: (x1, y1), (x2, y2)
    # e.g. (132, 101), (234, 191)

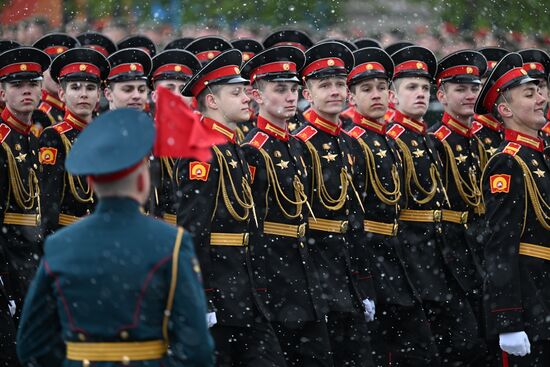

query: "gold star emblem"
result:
(15, 143), (21, 151)
(288, 122), (297, 131)
(533, 168), (545, 178)
(412, 148), (425, 158)
(376, 149), (387, 158)
(276, 160), (289, 169)
(322, 143), (331, 150)
(455, 153), (467, 165)
(486, 147), (498, 156)
(229, 159), (238, 169)
(322, 152), (337, 162)
(15, 153), (27, 162)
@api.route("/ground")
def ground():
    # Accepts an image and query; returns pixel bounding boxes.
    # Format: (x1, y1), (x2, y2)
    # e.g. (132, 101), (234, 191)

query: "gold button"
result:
(83, 360), (90, 367)
(433, 210), (442, 222)
(122, 356), (131, 365)
(78, 333), (86, 341)
(120, 330), (129, 340)
(298, 223), (306, 238)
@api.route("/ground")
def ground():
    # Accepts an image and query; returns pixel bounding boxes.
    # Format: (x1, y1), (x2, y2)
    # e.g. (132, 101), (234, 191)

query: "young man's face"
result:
(390, 77), (431, 120)
(436, 82), (480, 120)
(105, 80), (148, 110)
(536, 78), (548, 104)
(0, 80), (42, 115)
(303, 76), (347, 117)
(42, 68), (59, 95)
(501, 83), (546, 131)
(59, 81), (100, 119)
(152, 79), (193, 105)
(214, 84), (251, 122)
(351, 78), (389, 120)
(254, 81), (299, 121)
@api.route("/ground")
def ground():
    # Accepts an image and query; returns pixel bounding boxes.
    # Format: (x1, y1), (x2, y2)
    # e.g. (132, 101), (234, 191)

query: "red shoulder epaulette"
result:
(346, 126), (366, 139)
(502, 142), (522, 156)
(247, 131), (269, 150)
(0, 123), (12, 144)
(471, 121), (483, 134)
(433, 125), (452, 142)
(38, 102), (52, 114)
(294, 125), (318, 142)
(386, 124), (405, 140)
(53, 121), (73, 135)
(542, 121), (550, 135)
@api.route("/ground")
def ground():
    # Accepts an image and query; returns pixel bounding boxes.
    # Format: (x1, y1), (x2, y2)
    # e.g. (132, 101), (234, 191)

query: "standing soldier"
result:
(476, 52), (550, 366)
(32, 33), (79, 134)
(176, 50), (286, 366)
(105, 48), (152, 111)
(0, 46), (50, 362)
(345, 47), (439, 366)
(17, 109), (215, 367)
(38, 48), (110, 235)
(387, 45), (483, 365)
(149, 49), (201, 225)
(240, 46), (332, 366)
(297, 41), (374, 366)
(473, 47), (509, 165)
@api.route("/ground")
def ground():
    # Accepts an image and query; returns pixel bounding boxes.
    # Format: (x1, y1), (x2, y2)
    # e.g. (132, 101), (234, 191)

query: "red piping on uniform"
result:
(501, 351), (509, 367)
(491, 307), (522, 313)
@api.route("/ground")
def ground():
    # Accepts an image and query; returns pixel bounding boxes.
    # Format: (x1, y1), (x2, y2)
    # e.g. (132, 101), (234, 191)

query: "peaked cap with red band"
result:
(474, 52), (539, 115)
(150, 49), (201, 85)
(477, 47), (508, 75)
(117, 35), (157, 57)
(164, 37), (194, 51)
(353, 38), (382, 49)
(77, 32), (117, 57)
(435, 50), (487, 87)
(107, 48), (152, 83)
(390, 45), (436, 80)
(50, 48), (110, 83)
(181, 49), (248, 97)
(0, 47), (50, 82)
(241, 46), (305, 83)
(518, 48), (550, 80)
(301, 41), (354, 79)
(185, 36), (232, 65)
(348, 47), (393, 85)
(384, 41), (414, 56)
(0, 40), (21, 54)
(33, 33), (79, 60)
(263, 29), (313, 51)
(231, 38), (264, 64)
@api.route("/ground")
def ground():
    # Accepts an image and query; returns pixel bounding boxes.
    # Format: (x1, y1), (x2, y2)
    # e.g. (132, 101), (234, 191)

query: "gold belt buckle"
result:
(298, 223), (306, 237)
(433, 210), (442, 222)
(340, 220), (349, 233)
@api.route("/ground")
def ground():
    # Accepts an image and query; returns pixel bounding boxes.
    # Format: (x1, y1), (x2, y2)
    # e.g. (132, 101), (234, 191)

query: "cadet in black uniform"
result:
(149, 49), (201, 225)
(240, 45), (332, 366)
(38, 48), (110, 235)
(296, 41), (374, 366)
(0, 46), (50, 363)
(176, 50), (286, 366)
(345, 46), (439, 366)
(476, 52), (550, 366)
(387, 45), (483, 365)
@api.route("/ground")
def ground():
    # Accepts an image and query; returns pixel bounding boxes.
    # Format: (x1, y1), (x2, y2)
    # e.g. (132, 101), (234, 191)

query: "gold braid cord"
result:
(358, 138), (401, 205)
(441, 140), (483, 210)
(259, 149), (307, 219)
(60, 135), (93, 203)
(395, 139), (437, 205)
(2, 142), (39, 210)
(513, 156), (550, 230)
(305, 141), (348, 211)
(212, 146), (254, 222)
(474, 135), (489, 171)
(161, 157), (174, 180)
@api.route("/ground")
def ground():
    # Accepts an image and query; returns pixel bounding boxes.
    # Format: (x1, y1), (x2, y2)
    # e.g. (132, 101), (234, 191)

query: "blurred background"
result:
(1, 0), (549, 54)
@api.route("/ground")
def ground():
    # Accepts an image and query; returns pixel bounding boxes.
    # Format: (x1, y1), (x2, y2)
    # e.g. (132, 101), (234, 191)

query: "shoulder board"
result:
(433, 125), (452, 142)
(38, 102), (52, 114)
(247, 131), (269, 150)
(294, 125), (318, 142)
(542, 122), (550, 135)
(471, 121), (483, 134)
(0, 123), (12, 144)
(386, 124), (405, 140)
(346, 126), (366, 139)
(53, 122), (73, 135)
(502, 142), (522, 157)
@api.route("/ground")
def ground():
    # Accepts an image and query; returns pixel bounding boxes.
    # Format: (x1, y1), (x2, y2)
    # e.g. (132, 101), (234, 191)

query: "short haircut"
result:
(196, 84), (223, 114)
(492, 89), (512, 122)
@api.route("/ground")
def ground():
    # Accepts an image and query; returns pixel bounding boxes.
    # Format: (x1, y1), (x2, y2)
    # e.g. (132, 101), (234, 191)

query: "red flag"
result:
(153, 86), (226, 161)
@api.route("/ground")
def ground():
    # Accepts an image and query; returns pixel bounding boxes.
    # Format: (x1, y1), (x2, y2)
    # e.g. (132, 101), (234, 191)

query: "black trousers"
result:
(326, 310), (374, 367)
(369, 302), (440, 366)
(494, 340), (550, 367)
(211, 321), (286, 367)
(272, 320), (333, 367)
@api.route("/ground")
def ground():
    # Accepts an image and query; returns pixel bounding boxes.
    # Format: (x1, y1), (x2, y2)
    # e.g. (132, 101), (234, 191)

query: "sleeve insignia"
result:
(53, 122), (73, 135)
(39, 147), (58, 165)
(471, 121), (483, 134)
(490, 174), (511, 193)
(189, 161), (211, 181)
(248, 165), (256, 183)
(294, 125), (318, 142)
(0, 123), (12, 144)
(346, 126), (366, 139)
(502, 142), (521, 156)
(386, 124), (405, 140)
(247, 132), (269, 150)
(434, 125), (452, 142)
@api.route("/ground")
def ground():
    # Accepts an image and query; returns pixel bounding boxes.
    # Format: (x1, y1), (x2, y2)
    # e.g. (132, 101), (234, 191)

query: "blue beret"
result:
(65, 109), (155, 177)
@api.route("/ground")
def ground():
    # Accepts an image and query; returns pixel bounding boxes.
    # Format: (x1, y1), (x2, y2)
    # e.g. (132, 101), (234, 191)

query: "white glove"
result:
(206, 312), (217, 328)
(499, 331), (531, 357)
(362, 299), (375, 322)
